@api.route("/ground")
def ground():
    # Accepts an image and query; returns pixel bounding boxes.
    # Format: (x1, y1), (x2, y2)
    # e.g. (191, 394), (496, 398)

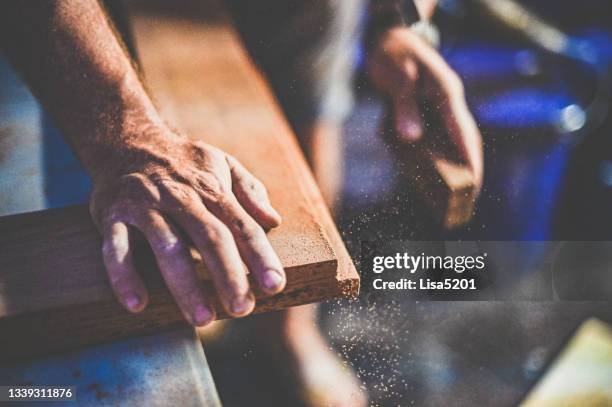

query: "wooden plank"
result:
(383, 105), (477, 229)
(0, 0), (359, 361)
(398, 145), (477, 229)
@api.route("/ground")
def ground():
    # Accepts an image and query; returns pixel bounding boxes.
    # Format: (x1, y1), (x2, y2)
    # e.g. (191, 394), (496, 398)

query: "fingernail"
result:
(262, 270), (285, 292)
(231, 294), (253, 315)
(193, 305), (213, 326)
(126, 294), (141, 311)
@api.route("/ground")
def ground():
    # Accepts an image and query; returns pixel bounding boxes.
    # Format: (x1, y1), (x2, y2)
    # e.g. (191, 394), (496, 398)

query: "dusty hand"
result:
(89, 125), (285, 326)
(368, 27), (483, 190)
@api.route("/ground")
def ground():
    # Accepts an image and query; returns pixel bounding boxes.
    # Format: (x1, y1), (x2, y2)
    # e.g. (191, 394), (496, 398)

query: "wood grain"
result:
(0, 0), (359, 361)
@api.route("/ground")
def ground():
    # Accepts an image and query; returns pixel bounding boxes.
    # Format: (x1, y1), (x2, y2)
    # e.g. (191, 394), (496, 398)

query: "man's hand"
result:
(1, 0), (286, 327)
(367, 27), (483, 190)
(89, 127), (285, 325)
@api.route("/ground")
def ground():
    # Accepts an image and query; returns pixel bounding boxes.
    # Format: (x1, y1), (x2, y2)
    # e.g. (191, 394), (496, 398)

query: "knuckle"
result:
(202, 222), (231, 246)
(157, 179), (195, 206)
(208, 146), (226, 161)
(158, 239), (184, 257)
(119, 173), (148, 189)
(117, 173), (161, 205)
(241, 178), (257, 193)
(102, 239), (117, 259)
(97, 204), (130, 228)
(102, 238), (129, 270)
(231, 217), (261, 242)
(198, 175), (230, 203)
(237, 171), (267, 197)
(247, 176), (264, 193)
(190, 141), (211, 161)
(90, 188), (122, 225)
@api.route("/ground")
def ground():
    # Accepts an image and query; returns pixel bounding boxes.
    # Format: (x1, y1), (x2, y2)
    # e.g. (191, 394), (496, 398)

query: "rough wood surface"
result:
(401, 146), (477, 229)
(383, 106), (477, 229)
(0, 0), (359, 361)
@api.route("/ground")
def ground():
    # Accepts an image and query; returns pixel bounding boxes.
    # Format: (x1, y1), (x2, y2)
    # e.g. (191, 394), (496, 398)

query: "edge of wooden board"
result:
(0, 204), (358, 362)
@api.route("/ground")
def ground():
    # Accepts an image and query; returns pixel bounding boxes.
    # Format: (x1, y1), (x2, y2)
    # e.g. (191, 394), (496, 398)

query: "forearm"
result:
(0, 1), (289, 324)
(0, 0), (164, 180)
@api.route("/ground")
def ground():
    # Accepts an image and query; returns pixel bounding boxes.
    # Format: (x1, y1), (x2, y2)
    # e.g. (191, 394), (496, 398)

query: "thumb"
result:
(393, 94), (423, 143)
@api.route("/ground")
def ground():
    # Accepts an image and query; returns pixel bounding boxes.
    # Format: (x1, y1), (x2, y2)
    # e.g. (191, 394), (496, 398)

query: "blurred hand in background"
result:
(367, 26), (484, 192)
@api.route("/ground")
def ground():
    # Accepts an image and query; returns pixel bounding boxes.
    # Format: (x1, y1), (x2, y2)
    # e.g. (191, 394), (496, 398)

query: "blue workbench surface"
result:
(0, 329), (221, 407)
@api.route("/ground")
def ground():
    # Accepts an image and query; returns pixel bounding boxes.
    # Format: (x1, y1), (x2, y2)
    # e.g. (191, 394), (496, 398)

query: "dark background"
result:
(208, 1), (612, 405)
